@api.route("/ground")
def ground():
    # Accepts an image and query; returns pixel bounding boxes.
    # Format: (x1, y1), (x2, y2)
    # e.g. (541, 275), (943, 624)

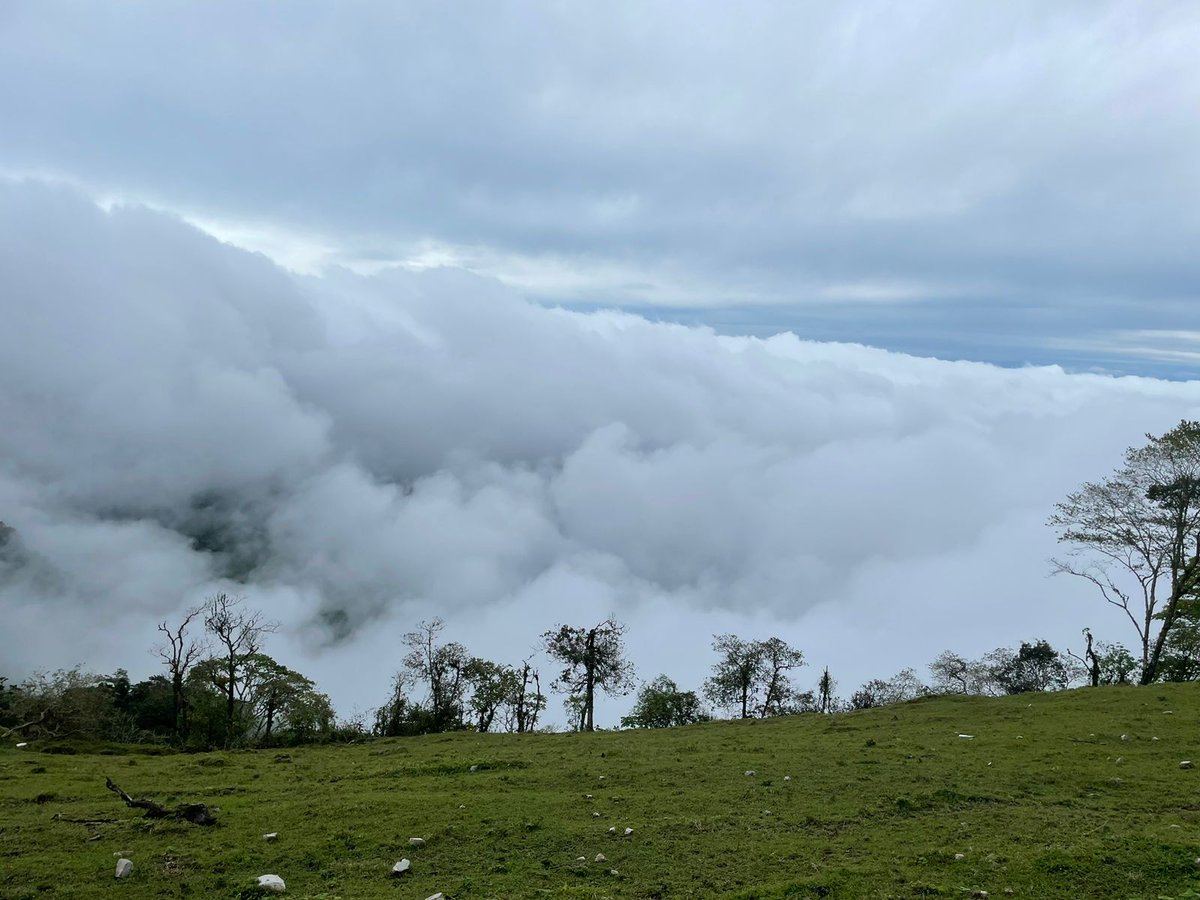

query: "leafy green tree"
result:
(241, 654), (334, 744)
(373, 674), (417, 737)
(704, 634), (764, 719)
(400, 618), (470, 732)
(758, 637), (806, 716)
(994, 641), (1072, 694)
(0, 668), (110, 740)
(1051, 420), (1200, 684)
(704, 634), (805, 718)
(1157, 608), (1200, 682)
(202, 593), (277, 747)
(126, 675), (176, 736)
(542, 616), (635, 732)
(816, 667), (837, 714)
(465, 659), (517, 733)
(621, 675), (709, 728)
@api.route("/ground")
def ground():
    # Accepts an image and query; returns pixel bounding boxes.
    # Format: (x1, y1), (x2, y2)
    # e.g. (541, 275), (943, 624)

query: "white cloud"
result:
(1, 181), (1198, 722)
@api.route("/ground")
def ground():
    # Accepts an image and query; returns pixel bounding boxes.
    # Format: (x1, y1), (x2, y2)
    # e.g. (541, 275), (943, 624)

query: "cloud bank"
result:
(2, 180), (1199, 719)
(3, 3), (1200, 371)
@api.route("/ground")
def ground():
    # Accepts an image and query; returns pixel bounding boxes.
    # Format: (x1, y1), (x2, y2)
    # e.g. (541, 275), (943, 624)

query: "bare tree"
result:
(928, 651), (973, 694)
(510, 659), (545, 734)
(542, 616), (635, 732)
(1050, 420), (1200, 683)
(202, 593), (277, 747)
(155, 604), (207, 743)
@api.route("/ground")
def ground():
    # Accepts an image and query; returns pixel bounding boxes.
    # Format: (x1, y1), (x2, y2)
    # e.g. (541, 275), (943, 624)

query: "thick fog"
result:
(2, 179), (1198, 720)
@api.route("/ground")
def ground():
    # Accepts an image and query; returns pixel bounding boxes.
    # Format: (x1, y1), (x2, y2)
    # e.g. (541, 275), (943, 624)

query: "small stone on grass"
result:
(256, 874), (286, 892)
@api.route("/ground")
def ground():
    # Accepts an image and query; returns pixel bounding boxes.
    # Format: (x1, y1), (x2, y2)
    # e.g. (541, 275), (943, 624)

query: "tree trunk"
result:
(225, 654), (237, 748)
(584, 628), (596, 732)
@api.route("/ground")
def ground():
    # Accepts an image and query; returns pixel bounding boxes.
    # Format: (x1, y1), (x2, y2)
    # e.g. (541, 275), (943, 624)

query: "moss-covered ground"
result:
(3, 685), (1200, 898)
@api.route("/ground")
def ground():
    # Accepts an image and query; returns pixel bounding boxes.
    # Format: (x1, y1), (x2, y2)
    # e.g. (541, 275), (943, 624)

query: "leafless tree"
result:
(155, 604), (207, 743)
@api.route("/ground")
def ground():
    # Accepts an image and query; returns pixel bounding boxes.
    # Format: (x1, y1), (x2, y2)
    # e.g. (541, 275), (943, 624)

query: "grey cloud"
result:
(2, 2), (1199, 365)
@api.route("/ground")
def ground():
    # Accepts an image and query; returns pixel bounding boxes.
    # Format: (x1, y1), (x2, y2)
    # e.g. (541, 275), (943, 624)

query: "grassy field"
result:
(3, 686), (1200, 899)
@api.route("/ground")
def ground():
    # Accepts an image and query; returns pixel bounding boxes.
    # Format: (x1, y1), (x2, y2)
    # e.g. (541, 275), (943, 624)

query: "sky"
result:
(2, 2), (1200, 725)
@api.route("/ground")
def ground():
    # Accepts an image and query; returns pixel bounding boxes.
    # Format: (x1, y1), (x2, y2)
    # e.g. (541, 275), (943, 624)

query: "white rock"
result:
(1116, 757), (1124, 764)
(1153, 736), (1160, 741)
(958, 734), (974, 740)
(595, 853), (607, 862)
(623, 827), (633, 836)
(576, 856), (586, 862)
(469, 764), (478, 772)
(598, 775), (606, 780)
(593, 811), (601, 817)
(783, 775), (791, 781)
(409, 837), (427, 847)
(1165, 710), (1175, 714)
(954, 853), (965, 860)
(744, 770), (756, 776)
(112, 851), (132, 858)
(15, 742), (27, 748)
(607, 826), (617, 834)
(1121, 734), (1129, 741)
(426, 894), (445, 900)
(115, 859), (133, 879)
(256, 874), (286, 892)
(585, 794), (594, 799)
(391, 859), (411, 876)
(1182, 760), (1194, 769)
(458, 804), (466, 809)
(263, 832), (278, 842)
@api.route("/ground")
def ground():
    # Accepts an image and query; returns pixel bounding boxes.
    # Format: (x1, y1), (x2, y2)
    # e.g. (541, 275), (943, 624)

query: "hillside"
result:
(3, 686), (1200, 899)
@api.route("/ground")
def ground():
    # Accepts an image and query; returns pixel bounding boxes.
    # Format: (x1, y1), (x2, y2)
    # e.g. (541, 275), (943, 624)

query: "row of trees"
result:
(0, 593), (338, 749)
(6, 420), (1200, 745)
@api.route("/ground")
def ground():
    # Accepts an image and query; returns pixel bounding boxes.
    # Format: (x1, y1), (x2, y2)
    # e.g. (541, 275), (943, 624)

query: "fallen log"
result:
(104, 777), (218, 826)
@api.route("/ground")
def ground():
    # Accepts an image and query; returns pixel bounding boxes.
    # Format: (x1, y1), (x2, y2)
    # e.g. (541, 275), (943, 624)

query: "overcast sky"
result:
(2, 3), (1200, 723)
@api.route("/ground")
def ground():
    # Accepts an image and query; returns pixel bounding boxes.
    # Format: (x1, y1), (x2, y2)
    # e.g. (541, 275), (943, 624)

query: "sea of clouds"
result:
(2, 179), (1198, 722)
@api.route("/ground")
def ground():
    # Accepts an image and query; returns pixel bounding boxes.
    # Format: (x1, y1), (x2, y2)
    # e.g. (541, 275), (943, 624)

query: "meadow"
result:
(3, 685), (1200, 899)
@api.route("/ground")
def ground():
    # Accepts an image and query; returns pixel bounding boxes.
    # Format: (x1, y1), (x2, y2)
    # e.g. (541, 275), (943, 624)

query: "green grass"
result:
(3, 686), (1200, 898)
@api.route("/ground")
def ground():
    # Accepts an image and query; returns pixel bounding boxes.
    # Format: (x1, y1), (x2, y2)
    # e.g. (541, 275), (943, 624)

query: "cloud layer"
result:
(2, 180), (1199, 719)
(3, 3), (1200, 371)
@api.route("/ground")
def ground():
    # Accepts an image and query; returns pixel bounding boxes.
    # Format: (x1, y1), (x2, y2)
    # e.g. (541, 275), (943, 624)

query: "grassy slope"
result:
(3, 686), (1200, 899)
